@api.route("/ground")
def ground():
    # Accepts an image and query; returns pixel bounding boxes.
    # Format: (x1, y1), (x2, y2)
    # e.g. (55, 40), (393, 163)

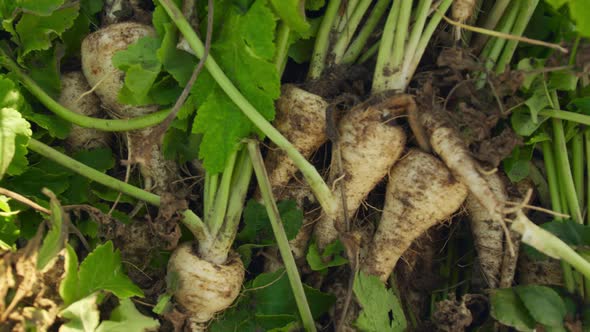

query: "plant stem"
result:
(0, 50), (170, 131)
(495, 0), (539, 73)
(372, 0), (401, 94)
(247, 140), (316, 332)
(158, 0), (338, 219)
(401, 0), (432, 72)
(204, 173), (218, 222)
(274, 22), (291, 76)
(201, 148), (253, 264)
(539, 109), (590, 126)
(331, 0), (372, 64)
(307, 0), (342, 80)
(512, 211), (590, 281)
(27, 138), (208, 241)
(542, 139), (575, 293)
(404, 0), (453, 90)
(586, 131), (590, 225)
(207, 149), (238, 238)
(341, 0), (390, 64)
(472, 0), (511, 52)
(572, 133), (585, 209)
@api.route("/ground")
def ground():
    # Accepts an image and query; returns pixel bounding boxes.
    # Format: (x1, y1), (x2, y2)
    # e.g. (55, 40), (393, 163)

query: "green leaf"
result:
(60, 244), (80, 306)
(15, 3), (79, 56)
(511, 108), (548, 137)
(23, 47), (62, 98)
(192, 0), (280, 172)
(17, 0), (65, 16)
(269, 0), (310, 34)
(524, 88), (551, 123)
(252, 269), (335, 319)
(514, 285), (566, 327)
(305, 0), (325, 10)
(0, 195), (20, 249)
(77, 241), (144, 300)
(545, 0), (590, 37)
(306, 239), (348, 271)
(96, 298), (160, 332)
(502, 146), (534, 182)
(238, 199), (303, 245)
(0, 107), (31, 180)
(490, 288), (536, 331)
(548, 71), (579, 91)
(162, 127), (201, 164)
(59, 292), (101, 332)
(353, 271), (407, 332)
(37, 189), (67, 270)
(19, 102), (71, 139)
(112, 36), (162, 106)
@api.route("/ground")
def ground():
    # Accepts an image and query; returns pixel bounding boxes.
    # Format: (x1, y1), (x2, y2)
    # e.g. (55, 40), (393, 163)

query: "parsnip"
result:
(363, 149), (468, 282)
(167, 242), (244, 331)
(59, 72), (111, 152)
(81, 22), (180, 194)
(314, 96), (407, 249)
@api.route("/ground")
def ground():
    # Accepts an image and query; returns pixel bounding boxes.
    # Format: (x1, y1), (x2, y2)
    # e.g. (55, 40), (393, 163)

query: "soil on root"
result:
(413, 47), (524, 168)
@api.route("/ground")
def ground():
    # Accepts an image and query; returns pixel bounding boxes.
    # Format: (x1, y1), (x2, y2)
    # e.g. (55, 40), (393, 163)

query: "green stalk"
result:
(207, 149), (238, 238)
(202, 148), (253, 263)
(274, 22), (291, 76)
(158, 0), (338, 219)
(331, 0), (373, 64)
(527, 161), (551, 208)
(495, 0), (539, 73)
(542, 140), (575, 292)
(247, 140), (316, 332)
(571, 133), (585, 209)
(401, 0), (432, 71)
(27, 138), (208, 241)
(204, 173), (218, 222)
(372, 0), (401, 94)
(586, 131), (590, 225)
(335, 0), (360, 33)
(307, 0), (342, 80)
(539, 109), (590, 126)
(512, 211), (590, 280)
(358, 40), (380, 64)
(390, 0), (413, 70)
(341, 0), (390, 64)
(0, 50), (170, 131)
(472, 0), (511, 52)
(404, 0), (453, 90)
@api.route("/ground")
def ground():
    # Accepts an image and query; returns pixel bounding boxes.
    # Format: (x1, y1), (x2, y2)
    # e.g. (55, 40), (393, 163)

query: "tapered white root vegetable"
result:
(264, 84), (328, 196)
(465, 172), (506, 288)
(81, 22), (158, 118)
(363, 149), (468, 282)
(412, 98), (506, 228)
(59, 72), (111, 152)
(167, 242), (245, 330)
(81, 22), (180, 194)
(314, 97), (407, 249)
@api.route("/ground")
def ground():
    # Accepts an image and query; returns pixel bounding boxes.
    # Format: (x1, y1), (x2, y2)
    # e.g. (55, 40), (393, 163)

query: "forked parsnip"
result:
(81, 22), (179, 194)
(314, 96), (407, 249)
(363, 149), (468, 282)
(59, 72), (111, 152)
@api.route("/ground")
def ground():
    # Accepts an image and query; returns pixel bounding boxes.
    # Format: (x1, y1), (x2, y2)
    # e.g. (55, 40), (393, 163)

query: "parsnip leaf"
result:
(269, 0), (309, 34)
(353, 272), (407, 332)
(77, 241), (143, 300)
(37, 189), (68, 270)
(60, 244), (79, 306)
(192, 0), (279, 173)
(238, 199), (303, 245)
(112, 36), (162, 105)
(15, 3), (79, 56)
(545, 0), (590, 36)
(0, 76), (32, 180)
(17, 0), (65, 16)
(96, 298), (160, 332)
(0, 196), (19, 248)
(514, 285), (566, 327)
(59, 293), (101, 332)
